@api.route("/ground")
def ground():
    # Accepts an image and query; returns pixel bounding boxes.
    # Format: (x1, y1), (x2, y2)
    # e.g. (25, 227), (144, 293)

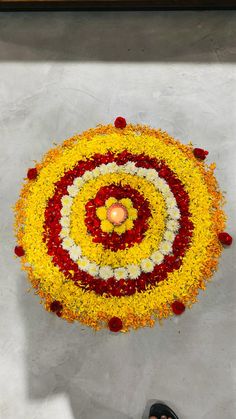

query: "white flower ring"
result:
(59, 162), (180, 280)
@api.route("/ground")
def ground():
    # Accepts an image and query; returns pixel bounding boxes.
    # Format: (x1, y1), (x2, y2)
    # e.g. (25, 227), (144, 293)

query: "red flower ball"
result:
(172, 301), (185, 315)
(193, 148), (209, 160)
(218, 232), (233, 246)
(14, 245), (25, 257)
(108, 316), (123, 332)
(50, 300), (63, 313)
(27, 167), (38, 180)
(114, 117), (127, 129)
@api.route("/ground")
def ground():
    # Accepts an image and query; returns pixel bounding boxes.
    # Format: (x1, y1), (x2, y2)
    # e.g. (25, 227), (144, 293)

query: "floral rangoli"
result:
(14, 118), (232, 332)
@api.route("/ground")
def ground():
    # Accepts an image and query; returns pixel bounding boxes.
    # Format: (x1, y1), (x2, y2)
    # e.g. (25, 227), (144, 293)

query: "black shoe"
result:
(149, 403), (179, 419)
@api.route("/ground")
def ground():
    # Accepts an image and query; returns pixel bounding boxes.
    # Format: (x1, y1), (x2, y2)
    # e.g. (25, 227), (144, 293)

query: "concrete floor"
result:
(0, 11), (236, 419)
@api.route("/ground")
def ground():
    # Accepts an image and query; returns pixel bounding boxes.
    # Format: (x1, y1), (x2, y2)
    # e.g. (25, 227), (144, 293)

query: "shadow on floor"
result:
(18, 275), (135, 419)
(0, 11), (236, 63)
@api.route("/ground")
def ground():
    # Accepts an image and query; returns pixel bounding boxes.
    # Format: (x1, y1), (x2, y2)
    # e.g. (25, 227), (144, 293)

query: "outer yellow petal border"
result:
(14, 124), (226, 331)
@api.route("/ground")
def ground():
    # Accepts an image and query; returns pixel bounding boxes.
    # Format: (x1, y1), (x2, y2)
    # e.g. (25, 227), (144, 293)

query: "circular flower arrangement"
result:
(14, 119), (232, 332)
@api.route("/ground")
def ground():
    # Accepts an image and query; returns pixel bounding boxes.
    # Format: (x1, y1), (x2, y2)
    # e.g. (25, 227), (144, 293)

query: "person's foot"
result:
(150, 416), (172, 419)
(149, 403), (178, 419)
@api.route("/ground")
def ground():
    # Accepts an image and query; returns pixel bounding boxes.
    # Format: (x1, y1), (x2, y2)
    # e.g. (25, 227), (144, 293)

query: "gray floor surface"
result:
(0, 10), (235, 419)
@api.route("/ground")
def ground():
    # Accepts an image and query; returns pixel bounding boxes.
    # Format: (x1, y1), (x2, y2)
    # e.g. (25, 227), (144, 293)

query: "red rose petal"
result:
(172, 301), (185, 315)
(218, 232), (233, 246)
(14, 245), (25, 257)
(114, 117), (127, 129)
(193, 148), (208, 160)
(27, 167), (38, 180)
(108, 316), (123, 332)
(50, 300), (63, 313)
